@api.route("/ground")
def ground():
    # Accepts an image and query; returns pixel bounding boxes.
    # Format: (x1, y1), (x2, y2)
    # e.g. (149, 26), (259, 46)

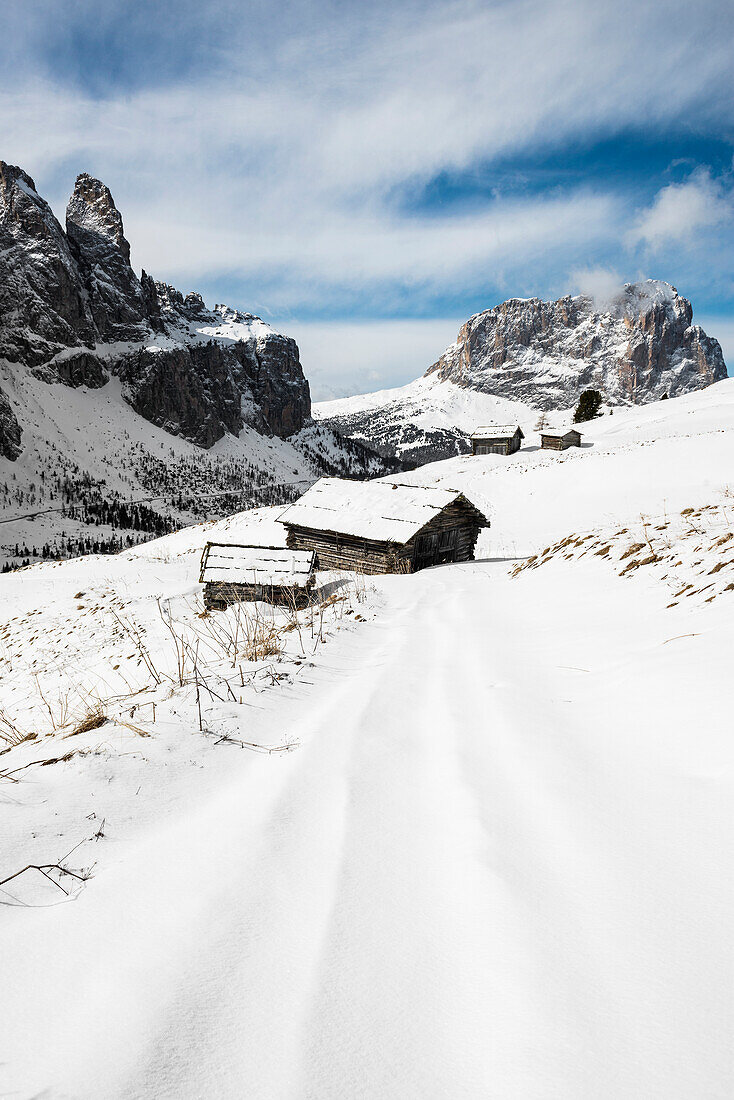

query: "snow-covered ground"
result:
(2, 379), (734, 1098)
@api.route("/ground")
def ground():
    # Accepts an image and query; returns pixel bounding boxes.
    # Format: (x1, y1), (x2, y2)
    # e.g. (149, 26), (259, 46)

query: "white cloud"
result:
(0, 0), (732, 308)
(2, 0), (734, 392)
(569, 267), (626, 309)
(629, 169), (734, 250)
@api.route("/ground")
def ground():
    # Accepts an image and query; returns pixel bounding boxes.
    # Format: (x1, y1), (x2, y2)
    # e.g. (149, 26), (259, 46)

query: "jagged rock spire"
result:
(66, 172), (131, 263)
(0, 160), (311, 458)
(65, 172), (149, 340)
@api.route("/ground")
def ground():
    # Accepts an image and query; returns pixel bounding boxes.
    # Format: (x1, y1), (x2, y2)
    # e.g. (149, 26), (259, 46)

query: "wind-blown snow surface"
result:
(2, 379), (734, 1098)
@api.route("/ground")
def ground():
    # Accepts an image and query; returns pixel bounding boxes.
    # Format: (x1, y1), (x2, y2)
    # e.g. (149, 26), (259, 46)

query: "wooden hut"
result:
(540, 428), (582, 451)
(471, 424), (524, 456)
(199, 543), (317, 610)
(279, 478), (488, 575)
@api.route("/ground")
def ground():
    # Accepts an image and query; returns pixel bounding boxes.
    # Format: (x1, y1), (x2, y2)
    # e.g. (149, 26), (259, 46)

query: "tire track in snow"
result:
(4, 564), (733, 1099)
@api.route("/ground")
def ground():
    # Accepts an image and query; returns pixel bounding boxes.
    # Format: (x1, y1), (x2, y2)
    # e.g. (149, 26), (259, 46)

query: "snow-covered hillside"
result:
(0, 366), (387, 571)
(2, 378), (734, 1098)
(314, 371), (537, 464)
(315, 280), (728, 465)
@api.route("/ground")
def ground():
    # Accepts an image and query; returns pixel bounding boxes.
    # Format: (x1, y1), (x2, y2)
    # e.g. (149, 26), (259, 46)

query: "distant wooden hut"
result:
(540, 428), (582, 451)
(199, 543), (317, 610)
(279, 477), (488, 575)
(471, 424), (524, 456)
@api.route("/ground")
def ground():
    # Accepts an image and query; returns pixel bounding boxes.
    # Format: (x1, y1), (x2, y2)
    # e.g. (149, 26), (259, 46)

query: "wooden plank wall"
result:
(413, 499), (483, 563)
(285, 526), (408, 574)
(204, 581), (314, 610)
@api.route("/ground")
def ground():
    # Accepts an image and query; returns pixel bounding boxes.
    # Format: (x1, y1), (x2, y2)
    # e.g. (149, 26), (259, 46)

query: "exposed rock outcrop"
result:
(316, 281), (728, 467)
(65, 173), (149, 341)
(426, 281), (727, 409)
(0, 163), (96, 369)
(0, 385), (22, 460)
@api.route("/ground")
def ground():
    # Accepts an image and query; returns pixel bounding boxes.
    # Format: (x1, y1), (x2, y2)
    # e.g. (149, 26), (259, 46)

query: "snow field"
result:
(1, 378), (734, 1097)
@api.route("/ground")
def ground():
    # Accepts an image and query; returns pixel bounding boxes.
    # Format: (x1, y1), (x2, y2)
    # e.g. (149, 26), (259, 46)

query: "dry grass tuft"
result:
(620, 543), (646, 560)
(244, 622), (283, 662)
(69, 707), (107, 737)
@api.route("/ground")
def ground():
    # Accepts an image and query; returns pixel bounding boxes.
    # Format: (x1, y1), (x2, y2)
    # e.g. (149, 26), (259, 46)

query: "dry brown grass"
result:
(69, 707), (107, 737)
(243, 621), (283, 662)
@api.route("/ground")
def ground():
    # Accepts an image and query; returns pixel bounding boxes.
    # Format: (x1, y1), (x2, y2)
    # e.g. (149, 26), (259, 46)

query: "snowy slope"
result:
(314, 371), (539, 464)
(2, 379), (734, 1097)
(0, 364), (388, 570)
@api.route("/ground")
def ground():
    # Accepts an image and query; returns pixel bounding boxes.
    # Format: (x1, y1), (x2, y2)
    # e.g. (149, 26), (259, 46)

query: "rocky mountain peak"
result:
(0, 160), (96, 368)
(0, 162), (40, 213)
(66, 172), (131, 263)
(0, 162), (317, 459)
(425, 280), (726, 408)
(64, 172), (148, 341)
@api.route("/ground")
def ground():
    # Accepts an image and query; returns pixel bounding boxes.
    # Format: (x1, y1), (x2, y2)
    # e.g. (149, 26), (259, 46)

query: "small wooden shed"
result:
(199, 543), (317, 610)
(279, 478), (488, 575)
(540, 428), (582, 451)
(471, 424), (524, 456)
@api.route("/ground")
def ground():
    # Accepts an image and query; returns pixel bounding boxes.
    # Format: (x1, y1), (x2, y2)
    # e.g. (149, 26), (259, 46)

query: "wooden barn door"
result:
(436, 527), (459, 563)
(413, 532), (439, 570)
(412, 528), (459, 570)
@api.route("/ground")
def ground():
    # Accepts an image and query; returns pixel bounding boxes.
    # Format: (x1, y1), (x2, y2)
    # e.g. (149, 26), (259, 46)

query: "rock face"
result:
(66, 172), (150, 341)
(315, 281), (729, 467)
(0, 163), (97, 372)
(0, 386), (22, 460)
(426, 281), (727, 409)
(0, 162), (312, 458)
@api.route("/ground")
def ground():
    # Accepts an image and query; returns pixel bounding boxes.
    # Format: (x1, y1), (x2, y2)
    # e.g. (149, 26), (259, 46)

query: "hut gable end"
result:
(540, 428), (582, 451)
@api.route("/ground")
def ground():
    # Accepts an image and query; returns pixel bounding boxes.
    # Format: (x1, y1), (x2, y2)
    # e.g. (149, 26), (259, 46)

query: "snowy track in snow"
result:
(3, 557), (733, 1098)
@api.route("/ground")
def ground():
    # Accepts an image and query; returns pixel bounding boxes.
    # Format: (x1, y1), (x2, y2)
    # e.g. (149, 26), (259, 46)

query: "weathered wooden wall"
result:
(204, 581), (314, 610)
(410, 499), (483, 564)
(285, 527), (409, 574)
(541, 432), (581, 451)
(472, 431), (521, 456)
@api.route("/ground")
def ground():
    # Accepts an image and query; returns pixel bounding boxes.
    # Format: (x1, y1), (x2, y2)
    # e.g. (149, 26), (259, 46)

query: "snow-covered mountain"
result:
(0, 163), (390, 568)
(315, 281), (728, 465)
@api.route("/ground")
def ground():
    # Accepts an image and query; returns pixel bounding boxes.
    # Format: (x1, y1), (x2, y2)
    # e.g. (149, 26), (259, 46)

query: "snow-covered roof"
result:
(279, 477), (485, 543)
(540, 427), (582, 438)
(471, 424), (523, 438)
(200, 544), (316, 587)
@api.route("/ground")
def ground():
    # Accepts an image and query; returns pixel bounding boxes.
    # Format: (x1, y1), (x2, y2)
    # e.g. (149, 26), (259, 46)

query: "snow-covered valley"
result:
(2, 378), (734, 1097)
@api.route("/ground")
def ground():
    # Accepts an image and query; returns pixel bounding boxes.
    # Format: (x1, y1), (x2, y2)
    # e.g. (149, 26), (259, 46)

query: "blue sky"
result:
(3, 0), (734, 398)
